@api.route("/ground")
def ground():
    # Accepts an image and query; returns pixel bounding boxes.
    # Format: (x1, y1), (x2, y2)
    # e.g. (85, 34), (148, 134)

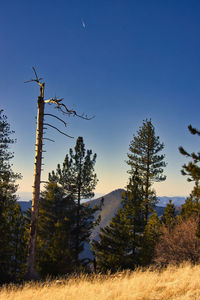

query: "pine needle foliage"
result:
(47, 137), (101, 269)
(0, 109), (25, 283)
(179, 125), (200, 219)
(36, 181), (77, 277)
(179, 125), (200, 182)
(162, 200), (176, 228)
(127, 119), (166, 222)
(140, 210), (161, 266)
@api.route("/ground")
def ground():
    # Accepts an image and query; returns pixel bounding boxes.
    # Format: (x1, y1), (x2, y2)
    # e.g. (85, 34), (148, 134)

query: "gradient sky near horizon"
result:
(1, 0), (200, 200)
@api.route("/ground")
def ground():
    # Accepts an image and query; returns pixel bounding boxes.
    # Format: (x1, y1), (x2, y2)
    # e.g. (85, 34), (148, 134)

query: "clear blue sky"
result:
(1, 0), (200, 200)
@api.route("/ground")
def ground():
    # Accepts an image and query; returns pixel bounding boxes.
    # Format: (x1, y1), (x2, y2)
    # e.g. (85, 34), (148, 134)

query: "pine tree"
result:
(0, 109), (24, 283)
(36, 181), (77, 276)
(181, 183), (200, 219)
(162, 200), (176, 228)
(127, 119), (166, 222)
(48, 137), (100, 268)
(179, 125), (200, 183)
(179, 125), (200, 219)
(140, 210), (161, 266)
(91, 172), (144, 272)
(9, 202), (27, 281)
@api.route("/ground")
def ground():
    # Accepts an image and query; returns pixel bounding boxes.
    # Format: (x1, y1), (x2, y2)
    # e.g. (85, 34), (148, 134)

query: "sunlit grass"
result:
(1, 263), (200, 300)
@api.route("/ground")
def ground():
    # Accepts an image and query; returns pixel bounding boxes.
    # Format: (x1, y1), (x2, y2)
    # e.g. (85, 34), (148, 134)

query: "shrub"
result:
(154, 217), (200, 265)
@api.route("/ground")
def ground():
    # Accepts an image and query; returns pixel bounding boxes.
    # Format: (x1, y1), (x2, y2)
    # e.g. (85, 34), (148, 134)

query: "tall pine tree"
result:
(49, 137), (101, 268)
(127, 119), (166, 222)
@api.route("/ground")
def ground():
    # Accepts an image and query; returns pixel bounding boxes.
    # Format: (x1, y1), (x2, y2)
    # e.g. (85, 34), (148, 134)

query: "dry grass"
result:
(1, 263), (200, 300)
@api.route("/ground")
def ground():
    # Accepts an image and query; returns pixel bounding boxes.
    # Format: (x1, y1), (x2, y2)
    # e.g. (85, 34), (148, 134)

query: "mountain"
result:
(89, 189), (124, 241)
(158, 196), (186, 207)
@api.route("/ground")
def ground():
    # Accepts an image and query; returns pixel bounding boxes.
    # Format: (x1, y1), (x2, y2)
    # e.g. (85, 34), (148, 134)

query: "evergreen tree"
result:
(179, 125), (200, 183)
(179, 125), (200, 219)
(91, 172), (144, 272)
(0, 109), (24, 283)
(9, 202), (27, 281)
(181, 183), (200, 219)
(127, 119), (166, 222)
(48, 137), (100, 268)
(162, 200), (176, 228)
(140, 210), (161, 266)
(36, 181), (77, 276)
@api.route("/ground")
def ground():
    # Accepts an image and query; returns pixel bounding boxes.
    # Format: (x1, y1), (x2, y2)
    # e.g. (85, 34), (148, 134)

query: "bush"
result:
(154, 217), (200, 265)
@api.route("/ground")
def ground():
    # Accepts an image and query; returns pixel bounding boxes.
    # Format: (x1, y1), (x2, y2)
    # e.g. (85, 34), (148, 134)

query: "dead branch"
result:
(44, 98), (94, 120)
(44, 113), (67, 127)
(43, 137), (55, 142)
(43, 123), (74, 138)
(24, 67), (45, 98)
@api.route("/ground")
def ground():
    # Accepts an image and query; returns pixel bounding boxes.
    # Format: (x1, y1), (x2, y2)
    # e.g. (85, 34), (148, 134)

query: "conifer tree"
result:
(9, 202), (27, 281)
(36, 181), (77, 276)
(179, 125), (200, 183)
(181, 183), (200, 219)
(140, 210), (161, 266)
(127, 119), (166, 222)
(0, 109), (24, 283)
(91, 171), (144, 272)
(179, 125), (200, 219)
(49, 137), (100, 267)
(162, 200), (176, 228)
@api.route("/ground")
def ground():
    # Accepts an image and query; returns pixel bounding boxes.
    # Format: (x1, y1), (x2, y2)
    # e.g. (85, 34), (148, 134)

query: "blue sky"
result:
(1, 0), (200, 199)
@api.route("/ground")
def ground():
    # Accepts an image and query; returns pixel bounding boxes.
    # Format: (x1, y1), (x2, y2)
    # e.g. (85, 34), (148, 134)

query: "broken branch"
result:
(44, 98), (94, 120)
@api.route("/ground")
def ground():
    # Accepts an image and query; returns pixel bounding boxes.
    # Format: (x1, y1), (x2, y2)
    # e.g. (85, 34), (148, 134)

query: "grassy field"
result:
(0, 263), (200, 300)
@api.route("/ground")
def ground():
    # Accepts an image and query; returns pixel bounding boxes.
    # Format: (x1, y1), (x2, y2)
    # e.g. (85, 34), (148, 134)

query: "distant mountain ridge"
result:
(157, 196), (186, 207)
(18, 192), (186, 211)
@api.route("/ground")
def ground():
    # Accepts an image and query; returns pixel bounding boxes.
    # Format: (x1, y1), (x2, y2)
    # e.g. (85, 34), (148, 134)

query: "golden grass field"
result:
(1, 263), (200, 300)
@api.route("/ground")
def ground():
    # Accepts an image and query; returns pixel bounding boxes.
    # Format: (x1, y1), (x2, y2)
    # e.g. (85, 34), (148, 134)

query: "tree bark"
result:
(26, 95), (44, 279)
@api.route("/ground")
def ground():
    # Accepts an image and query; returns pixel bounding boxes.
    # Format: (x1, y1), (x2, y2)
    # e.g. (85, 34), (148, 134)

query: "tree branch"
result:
(44, 113), (67, 127)
(44, 98), (94, 120)
(43, 123), (74, 138)
(43, 137), (55, 143)
(24, 67), (45, 98)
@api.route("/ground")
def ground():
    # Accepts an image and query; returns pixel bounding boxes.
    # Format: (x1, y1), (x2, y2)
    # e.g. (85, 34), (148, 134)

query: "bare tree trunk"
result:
(26, 95), (44, 279)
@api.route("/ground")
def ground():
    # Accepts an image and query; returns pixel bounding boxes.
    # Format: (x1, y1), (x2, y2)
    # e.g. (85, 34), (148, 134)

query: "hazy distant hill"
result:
(18, 200), (32, 212)
(158, 196), (186, 207)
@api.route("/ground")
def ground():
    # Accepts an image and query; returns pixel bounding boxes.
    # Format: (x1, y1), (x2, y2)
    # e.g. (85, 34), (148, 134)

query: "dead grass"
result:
(1, 263), (200, 300)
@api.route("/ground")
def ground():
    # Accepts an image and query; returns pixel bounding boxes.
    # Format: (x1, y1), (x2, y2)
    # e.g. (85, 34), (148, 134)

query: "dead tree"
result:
(25, 67), (93, 280)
